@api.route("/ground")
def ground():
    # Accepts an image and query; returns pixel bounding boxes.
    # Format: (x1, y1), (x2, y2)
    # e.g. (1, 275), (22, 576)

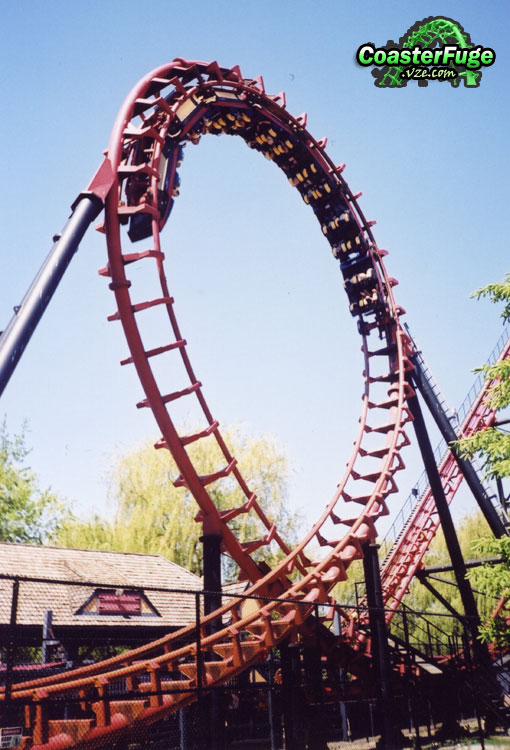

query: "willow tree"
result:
(56, 426), (302, 579)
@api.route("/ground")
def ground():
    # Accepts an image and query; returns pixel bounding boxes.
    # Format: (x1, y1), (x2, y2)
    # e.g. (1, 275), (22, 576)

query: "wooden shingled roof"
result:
(0, 543), (202, 629)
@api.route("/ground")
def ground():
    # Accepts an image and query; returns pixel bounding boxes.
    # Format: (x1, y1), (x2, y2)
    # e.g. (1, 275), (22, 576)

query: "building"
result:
(0, 542), (203, 662)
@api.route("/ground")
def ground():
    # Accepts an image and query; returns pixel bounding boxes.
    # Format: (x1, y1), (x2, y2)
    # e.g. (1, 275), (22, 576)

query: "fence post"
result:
(268, 650), (277, 750)
(401, 608), (421, 748)
(179, 706), (189, 750)
(402, 608), (410, 670)
(4, 579), (20, 718)
(426, 621), (432, 659)
(333, 608), (349, 742)
(195, 591), (202, 711)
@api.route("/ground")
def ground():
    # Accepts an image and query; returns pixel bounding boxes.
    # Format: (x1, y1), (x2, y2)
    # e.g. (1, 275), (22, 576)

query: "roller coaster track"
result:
(351, 325), (510, 632)
(0, 58), (502, 748)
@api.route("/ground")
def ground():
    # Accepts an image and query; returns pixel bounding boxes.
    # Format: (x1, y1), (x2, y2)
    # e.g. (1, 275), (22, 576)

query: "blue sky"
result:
(1, 1), (508, 535)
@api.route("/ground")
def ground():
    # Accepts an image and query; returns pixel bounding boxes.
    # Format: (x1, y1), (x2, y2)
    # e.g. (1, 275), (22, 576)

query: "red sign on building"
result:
(97, 592), (141, 615)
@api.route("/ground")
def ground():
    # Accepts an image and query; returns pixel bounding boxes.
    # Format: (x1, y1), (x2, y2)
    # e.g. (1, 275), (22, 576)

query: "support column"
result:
(200, 530), (224, 750)
(410, 355), (505, 536)
(407, 385), (504, 735)
(362, 543), (395, 749)
(280, 642), (306, 750)
(407, 390), (482, 643)
(0, 195), (103, 397)
(201, 532), (222, 631)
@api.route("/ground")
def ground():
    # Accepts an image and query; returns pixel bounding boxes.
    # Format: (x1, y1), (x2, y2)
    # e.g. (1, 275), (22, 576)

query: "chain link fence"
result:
(1, 574), (509, 749)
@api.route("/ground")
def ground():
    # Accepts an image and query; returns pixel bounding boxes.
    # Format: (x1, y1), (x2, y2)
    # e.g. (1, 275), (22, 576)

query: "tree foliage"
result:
(457, 274), (510, 479)
(457, 426), (510, 480)
(56, 426), (302, 579)
(466, 536), (510, 646)
(455, 272), (510, 645)
(0, 421), (66, 543)
(471, 272), (510, 321)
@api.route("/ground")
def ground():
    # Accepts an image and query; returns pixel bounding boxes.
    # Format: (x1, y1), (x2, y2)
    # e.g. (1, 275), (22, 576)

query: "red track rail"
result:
(1, 59), (423, 749)
(377, 333), (510, 623)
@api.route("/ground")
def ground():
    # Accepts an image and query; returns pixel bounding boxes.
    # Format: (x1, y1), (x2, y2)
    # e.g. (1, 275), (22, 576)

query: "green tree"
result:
(56, 426), (302, 579)
(0, 421), (67, 543)
(455, 272), (510, 645)
(457, 273), (510, 479)
(400, 512), (496, 634)
(466, 536), (510, 646)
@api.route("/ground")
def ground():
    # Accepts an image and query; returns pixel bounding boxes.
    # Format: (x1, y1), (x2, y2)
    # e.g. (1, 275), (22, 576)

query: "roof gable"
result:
(0, 543), (202, 629)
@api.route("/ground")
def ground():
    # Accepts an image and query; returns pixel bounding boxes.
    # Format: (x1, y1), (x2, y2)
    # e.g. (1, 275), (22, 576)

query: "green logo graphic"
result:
(356, 16), (495, 87)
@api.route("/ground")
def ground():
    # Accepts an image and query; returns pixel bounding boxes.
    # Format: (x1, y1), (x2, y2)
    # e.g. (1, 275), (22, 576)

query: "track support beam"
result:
(0, 195), (103, 398)
(408, 385), (506, 733)
(407, 389), (482, 637)
(406, 385), (503, 709)
(410, 353), (506, 537)
(200, 531), (225, 750)
(362, 543), (397, 749)
(201, 532), (223, 628)
(280, 642), (306, 750)
(420, 557), (504, 575)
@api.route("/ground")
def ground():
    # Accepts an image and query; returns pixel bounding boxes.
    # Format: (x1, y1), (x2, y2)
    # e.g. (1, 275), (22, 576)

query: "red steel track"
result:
(351, 328), (510, 634)
(1, 59), (504, 749)
(379, 332), (510, 623)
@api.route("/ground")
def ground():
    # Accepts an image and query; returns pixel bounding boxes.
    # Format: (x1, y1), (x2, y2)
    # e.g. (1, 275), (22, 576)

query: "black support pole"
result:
(407, 389), (483, 640)
(201, 532), (223, 630)
(420, 557), (504, 575)
(409, 387), (505, 725)
(0, 195), (103, 398)
(362, 543), (395, 749)
(280, 641), (305, 750)
(200, 531), (224, 750)
(406, 387), (503, 719)
(410, 355), (506, 537)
